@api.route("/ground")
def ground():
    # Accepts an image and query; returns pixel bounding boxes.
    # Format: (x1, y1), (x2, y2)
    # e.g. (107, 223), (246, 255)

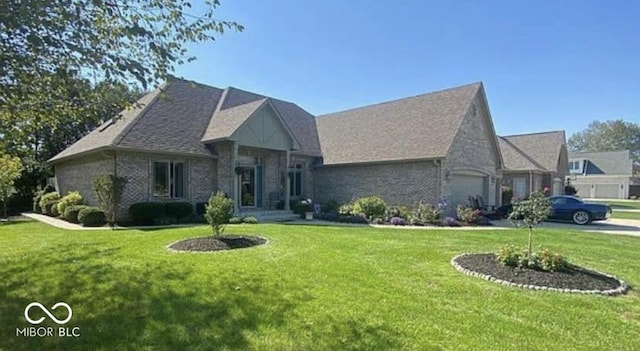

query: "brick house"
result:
(49, 79), (503, 219)
(498, 131), (569, 201)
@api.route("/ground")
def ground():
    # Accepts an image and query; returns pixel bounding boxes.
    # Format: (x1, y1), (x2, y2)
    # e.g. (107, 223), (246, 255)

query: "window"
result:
(569, 160), (583, 174)
(153, 161), (186, 198)
(289, 163), (303, 197)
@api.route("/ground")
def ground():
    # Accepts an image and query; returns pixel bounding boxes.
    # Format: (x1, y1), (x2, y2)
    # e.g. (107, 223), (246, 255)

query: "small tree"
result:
(204, 191), (234, 238)
(508, 191), (552, 260)
(0, 154), (23, 219)
(92, 175), (128, 226)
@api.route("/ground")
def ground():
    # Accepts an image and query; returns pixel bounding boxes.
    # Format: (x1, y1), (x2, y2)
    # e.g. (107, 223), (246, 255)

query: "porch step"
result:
(238, 210), (300, 223)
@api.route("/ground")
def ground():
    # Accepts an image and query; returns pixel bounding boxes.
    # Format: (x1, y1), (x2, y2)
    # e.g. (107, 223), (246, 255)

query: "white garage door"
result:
(450, 174), (485, 209)
(573, 184), (591, 198)
(594, 184), (619, 199)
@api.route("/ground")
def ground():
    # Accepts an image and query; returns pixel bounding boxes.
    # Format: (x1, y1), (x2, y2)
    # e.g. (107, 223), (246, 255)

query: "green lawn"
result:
(1, 221), (640, 350)
(589, 200), (640, 210)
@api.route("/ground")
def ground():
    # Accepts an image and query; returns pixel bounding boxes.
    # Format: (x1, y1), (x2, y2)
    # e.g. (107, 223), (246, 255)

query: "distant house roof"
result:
(499, 131), (566, 172)
(569, 150), (633, 176)
(49, 80), (322, 162)
(315, 82), (483, 165)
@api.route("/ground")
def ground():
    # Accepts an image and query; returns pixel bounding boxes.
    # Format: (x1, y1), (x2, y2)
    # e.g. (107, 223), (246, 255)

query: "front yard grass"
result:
(590, 200), (640, 210)
(611, 211), (640, 220)
(1, 221), (639, 350)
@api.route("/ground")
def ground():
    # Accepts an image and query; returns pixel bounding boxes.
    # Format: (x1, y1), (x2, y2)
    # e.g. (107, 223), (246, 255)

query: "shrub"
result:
(50, 201), (61, 217)
(322, 200), (341, 213)
(508, 191), (552, 259)
(243, 216), (258, 224)
(411, 202), (442, 225)
(442, 217), (460, 227)
(386, 205), (411, 220)
(501, 187), (514, 204)
(229, 216), (243, 224)
(338, 203), (353, 215)
(39, 192), (61, 214)
(78, 207), (106, 227)
(33, 185), (56, 213)
(164, 202), (193, 222)
(456, 205), (480, 224)
(129, 202), (165, 225)
(497, 245), (521, 267)
(537, 249), (568, 272)
(64, 205), (89, 223)
(315, 211), (339, 222)
(195, 202), (207, 215)
(337, 215), (368, 224)
(205, 191), (234, 237)
(93, 175), (127, 225)
(389, 216), (405, 226)
(352, 196), (387, 220)
(57, 191), (83, 216)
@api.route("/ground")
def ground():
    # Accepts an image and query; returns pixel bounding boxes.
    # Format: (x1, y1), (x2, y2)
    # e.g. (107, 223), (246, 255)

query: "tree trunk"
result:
(527, 225), (533, 258)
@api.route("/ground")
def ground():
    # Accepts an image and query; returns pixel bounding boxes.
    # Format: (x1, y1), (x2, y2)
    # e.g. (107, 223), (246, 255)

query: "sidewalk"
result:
(21, 212), (109, 230)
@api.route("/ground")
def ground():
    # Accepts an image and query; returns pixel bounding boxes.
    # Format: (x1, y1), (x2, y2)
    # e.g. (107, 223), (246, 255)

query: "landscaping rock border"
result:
(451, 253), (629, 296)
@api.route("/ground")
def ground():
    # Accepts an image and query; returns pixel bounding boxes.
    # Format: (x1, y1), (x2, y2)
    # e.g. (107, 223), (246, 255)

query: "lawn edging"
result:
(451, 253), (629, 296)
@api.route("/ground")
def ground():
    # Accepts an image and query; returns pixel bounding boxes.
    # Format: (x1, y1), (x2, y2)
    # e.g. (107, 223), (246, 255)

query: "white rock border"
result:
(166, 235), (270, 254)
(451, 253), (629, 296)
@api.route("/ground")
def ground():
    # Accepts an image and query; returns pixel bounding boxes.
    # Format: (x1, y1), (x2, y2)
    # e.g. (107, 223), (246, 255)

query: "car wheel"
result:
(572, 210), (591, 225)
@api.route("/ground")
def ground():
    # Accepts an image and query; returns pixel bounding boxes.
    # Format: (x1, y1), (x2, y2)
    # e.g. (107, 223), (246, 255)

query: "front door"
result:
(239, 167), (256, 207)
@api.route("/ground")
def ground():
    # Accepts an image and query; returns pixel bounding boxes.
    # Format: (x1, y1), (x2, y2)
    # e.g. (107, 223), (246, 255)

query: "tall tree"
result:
(0, 0), (242, 95)
(568, 120), (640, 163)
(0, 154), (23, 219)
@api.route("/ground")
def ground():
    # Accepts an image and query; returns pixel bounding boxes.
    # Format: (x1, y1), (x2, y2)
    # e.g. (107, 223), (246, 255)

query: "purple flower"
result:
(390, 217), (405, 226)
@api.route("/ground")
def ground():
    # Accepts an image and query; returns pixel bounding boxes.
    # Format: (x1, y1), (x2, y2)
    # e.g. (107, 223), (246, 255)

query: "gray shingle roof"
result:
(50, 80), (322, 162)
(569, 150), (633, 176)
(499, 131), (566, 172)
(315, 82), (482, 165)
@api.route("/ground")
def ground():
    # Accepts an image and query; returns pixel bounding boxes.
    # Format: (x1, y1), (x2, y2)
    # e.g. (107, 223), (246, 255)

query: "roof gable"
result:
(316, 82), (482, 165)
(569, 150), (633, 175)
(230, 100), (299, 151)
(500, 131), (566, 172)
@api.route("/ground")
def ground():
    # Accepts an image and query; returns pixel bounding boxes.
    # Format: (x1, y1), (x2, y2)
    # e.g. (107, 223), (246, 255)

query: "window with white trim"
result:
(569, 160), (583, 174)
(153, 161), (186, 198)
(289, 163), (303, 197)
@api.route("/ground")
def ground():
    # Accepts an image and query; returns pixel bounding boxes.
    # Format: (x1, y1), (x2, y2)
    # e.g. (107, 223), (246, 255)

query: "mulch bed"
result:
(168, 235), (266, 252)
(453, 253), (629, 295)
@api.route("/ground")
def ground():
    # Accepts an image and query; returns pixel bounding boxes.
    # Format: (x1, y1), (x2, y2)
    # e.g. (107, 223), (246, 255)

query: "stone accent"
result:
(53, 152), (115, 208)
(451, 253), (629, 296)
(215, 142), (234, 197)
(313, 160), (439, 206)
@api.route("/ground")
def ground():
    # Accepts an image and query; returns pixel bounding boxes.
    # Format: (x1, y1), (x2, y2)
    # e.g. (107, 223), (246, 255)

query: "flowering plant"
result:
(300, 198), (313, 212)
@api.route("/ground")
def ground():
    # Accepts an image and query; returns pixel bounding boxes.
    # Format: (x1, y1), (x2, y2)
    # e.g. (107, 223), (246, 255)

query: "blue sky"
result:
(175, 0), (639, 138)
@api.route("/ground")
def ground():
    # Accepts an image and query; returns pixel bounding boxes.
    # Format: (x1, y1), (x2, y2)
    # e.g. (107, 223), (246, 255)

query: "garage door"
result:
(573, 184), (591, 198)
(594, 184), (619, 199)
(449, 174), (485, 210)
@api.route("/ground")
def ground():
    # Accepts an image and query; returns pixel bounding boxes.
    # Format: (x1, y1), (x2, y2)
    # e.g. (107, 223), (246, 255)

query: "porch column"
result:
(284, 149), (290, 211)
(232, 142), (239, 213)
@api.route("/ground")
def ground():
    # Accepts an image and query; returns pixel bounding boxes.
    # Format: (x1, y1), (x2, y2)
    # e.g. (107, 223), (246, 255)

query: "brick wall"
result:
(54, 152), (115, 207)
(313, 160), (439, 206)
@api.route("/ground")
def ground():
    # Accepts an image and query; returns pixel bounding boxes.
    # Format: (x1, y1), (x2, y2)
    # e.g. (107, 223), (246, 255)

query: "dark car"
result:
(548, 195), (612, 225)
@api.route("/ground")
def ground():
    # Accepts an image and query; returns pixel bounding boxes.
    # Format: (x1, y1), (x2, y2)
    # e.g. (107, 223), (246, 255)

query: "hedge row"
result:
(128, 202), (194, 225)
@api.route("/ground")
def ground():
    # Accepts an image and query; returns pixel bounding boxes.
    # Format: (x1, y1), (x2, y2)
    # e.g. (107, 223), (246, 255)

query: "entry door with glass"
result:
(240, 167), (256, 207)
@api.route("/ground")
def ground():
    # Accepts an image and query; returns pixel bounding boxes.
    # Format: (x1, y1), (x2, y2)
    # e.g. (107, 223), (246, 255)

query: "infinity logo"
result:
(24, 302), (73, 325)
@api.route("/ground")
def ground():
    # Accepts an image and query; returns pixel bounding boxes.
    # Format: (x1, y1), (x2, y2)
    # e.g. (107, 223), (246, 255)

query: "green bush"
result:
(50, 201), (61, 217)
(322, 200), (341, 213)
(204, 191), (234, 237)
(537, 249), (568, 272)
(456, 205), (480, 224)
(153, 216), (177, 226)
(63, 205), (89, 223)
(242, 216), (258, 224)
(32, 185), (56, 213)
(338, 203), (353, 215)
(78, 207), (106, 227)
(386, 205), (411, 220)
(195, 202), (207, 215)
(497, 245), (521, 267)
(410, 202), (442, 225)
(352, 196), (387, 220)
(164, 202), (193, 222)
(39, 192), (61, 214)
(57, 191), (84, 216)
(501, 187), (514, 205)
(129, 202), (165, 225)
(229, 216), (243, 224)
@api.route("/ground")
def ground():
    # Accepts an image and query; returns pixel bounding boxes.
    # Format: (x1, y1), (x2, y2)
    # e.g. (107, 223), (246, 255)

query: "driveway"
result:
(493, 218), (640, 237)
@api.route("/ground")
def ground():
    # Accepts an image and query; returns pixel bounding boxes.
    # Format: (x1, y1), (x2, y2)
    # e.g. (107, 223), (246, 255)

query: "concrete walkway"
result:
(21, 212), (109, 230)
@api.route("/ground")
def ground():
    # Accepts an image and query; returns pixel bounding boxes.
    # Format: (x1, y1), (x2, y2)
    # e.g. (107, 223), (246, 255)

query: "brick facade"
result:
(54, 152), (115, 208)
(313, 160), (440, 206)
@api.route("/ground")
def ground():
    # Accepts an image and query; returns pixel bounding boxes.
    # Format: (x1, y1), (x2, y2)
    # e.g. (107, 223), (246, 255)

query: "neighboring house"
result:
(49, 79), (503, 220)
(568, 150), (639, 199)
(499, 131), (569, 200)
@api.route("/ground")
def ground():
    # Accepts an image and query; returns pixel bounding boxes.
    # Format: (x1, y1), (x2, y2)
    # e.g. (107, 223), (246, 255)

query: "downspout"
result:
(529, 170), (533, 195)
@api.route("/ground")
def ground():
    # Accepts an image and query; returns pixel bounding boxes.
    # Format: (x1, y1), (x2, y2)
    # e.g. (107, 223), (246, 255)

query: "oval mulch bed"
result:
(168, 235), (267, 252)
(452, 253), (629, 296)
